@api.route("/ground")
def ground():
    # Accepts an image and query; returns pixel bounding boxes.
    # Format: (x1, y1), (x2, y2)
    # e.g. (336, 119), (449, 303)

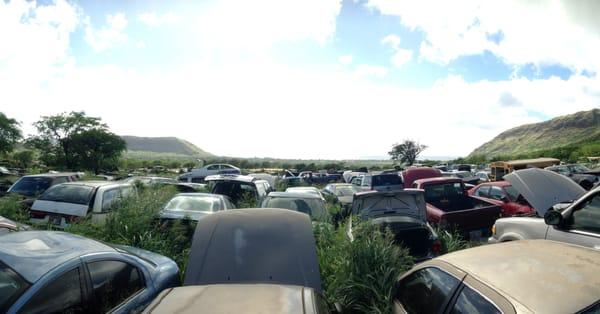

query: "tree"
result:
(0, 112), (22, 155)
(388, 140), (427, 166)
(29, 111), (106, 169)
(11, 150), (34, 169)
(71, 129), (126, 174)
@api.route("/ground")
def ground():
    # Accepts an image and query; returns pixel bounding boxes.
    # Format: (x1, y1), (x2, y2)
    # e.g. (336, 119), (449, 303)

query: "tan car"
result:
(393, 240), (600, 314)
(143, 284), (330, 314)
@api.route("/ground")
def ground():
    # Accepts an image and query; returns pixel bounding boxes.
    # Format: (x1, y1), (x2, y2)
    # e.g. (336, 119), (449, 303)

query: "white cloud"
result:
(368, 0), (600, 73)
(138, 11), (179, 27)
(135, 41), (146, 49)
(338, 55), (353, 65)
(195, 0), (342, 51)
(381, 34), (413, 67)
(355, 65), (389, 78)
(85, 12), (128, 52)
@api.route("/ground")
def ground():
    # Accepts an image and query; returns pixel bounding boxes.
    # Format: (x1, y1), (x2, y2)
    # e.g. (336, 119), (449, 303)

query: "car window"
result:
(450, 285), (500, 314)
(256, 182), (266, 196)
(102, 188), (121, 212)
(8, 177), (53, 197)
(362, 176), (372, 186)
(0, 262), (30, 313)
(20, 268), (84, 314)
(372, 174), (402, 186)
(53, 177), (68, 185)
(264, 197), (328, 220)
(191, 177), (204, 183)
(395, 267), (461, 314)
(207, 165), (220, 171)
(164, 195), (220, 212)
(221, 165), (233, 170)
(568, 193), (600, 233)
(39, 184), (95, 205)
(488, 186), (505, 200)
(121, 186), (135, 198)
(474, 186), (490, 198)
(87, 260), (144, 313)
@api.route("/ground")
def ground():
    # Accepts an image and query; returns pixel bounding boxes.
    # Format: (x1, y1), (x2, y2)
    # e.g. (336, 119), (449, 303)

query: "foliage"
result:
(0, 194), (29, 224)
(11, 150), (35, 169)
(314, 221), (414, 313)
(27, 111), (106, 169)
(0, 112), (22, 155)
(70, 129), (126, 174)
(388, 140), (428, 166)
(436, 228), (469, 254)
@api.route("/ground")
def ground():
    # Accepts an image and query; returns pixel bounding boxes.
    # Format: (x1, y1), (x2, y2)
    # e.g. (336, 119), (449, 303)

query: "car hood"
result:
(505, 168), (586, 216)
(352, 190), (427, 221)
(159, 210), (211, 221)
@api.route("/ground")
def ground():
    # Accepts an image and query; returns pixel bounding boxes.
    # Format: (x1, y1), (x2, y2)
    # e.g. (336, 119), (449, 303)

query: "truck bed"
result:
(428, 196), (502, 240)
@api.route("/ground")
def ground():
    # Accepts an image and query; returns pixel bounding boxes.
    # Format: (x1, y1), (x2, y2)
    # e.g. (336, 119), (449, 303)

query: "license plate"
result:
(469, 230), (482, 241)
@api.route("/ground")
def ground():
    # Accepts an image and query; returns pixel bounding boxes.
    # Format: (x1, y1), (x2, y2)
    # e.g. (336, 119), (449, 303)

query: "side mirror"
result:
(544, 210), (563, 226)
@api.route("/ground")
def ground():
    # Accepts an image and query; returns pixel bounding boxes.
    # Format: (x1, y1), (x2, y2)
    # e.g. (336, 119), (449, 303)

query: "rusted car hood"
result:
(505, 168), (585, 216)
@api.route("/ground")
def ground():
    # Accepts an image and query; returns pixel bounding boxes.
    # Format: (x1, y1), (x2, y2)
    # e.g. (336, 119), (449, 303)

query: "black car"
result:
(4, 173), (80, 208)
(545, 164), (599, 190)
(205, 174), (268, 206)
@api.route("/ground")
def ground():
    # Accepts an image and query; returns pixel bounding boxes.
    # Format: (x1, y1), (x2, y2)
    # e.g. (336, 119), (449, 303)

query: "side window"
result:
(475, 186), (490, 198)
(20, 268), (84, 314)
(120, 186), (135, 198)
(568, 194), (600, 233)
(191, 177), (204, 183)
(221, 165), (233, 170)
(87, 260), (144, 313)
(362, 176), (372, 186)
(207, 165), (220, 171)
(102, 189), (120, 212)
(395, 267), (461, 314)
(488, 186), (505, 200)
(256, 183), (266, 197)
(450, 285), (500, 314)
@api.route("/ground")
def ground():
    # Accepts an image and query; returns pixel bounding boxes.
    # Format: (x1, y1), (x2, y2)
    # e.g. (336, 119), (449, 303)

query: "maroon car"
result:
(412, 177), (502, 241)
(468, 181), (535, 217)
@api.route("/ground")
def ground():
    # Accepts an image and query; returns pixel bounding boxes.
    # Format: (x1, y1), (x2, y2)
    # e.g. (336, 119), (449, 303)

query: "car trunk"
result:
(372, 216), (433, 258)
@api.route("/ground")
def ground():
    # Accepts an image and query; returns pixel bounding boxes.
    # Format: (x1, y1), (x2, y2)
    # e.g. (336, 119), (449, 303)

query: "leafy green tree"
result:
(71, 129), (126, 174)
(0, 112), (22, 155)
(11, 150), (34, 169)
(388, 140), (427, 166)
(28, 111), (106, 169)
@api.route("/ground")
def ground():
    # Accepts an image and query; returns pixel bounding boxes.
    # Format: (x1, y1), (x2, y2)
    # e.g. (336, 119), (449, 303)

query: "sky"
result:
(1, 0), (600, 160)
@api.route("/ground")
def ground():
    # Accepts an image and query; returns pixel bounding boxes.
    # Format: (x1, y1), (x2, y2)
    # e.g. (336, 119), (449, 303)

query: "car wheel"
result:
(580, 180), (593, 190)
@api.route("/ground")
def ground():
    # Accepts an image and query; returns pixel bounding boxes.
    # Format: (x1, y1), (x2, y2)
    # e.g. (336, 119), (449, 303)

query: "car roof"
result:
(145, 284), (312, 314)
(184, 208), (322, 292)
(172, 193), (223, 199)
(267, 192), (322, 199)
(437, 240), (600, 313)
(204, 174), (255, 183)
(327, 183), (353, 187)
(286, 187), (318, 190)
(20, 172), (78, 178)
(0, 231), (115, 283)
(57, 181), (129, 188)
(479, 181), (511, 187)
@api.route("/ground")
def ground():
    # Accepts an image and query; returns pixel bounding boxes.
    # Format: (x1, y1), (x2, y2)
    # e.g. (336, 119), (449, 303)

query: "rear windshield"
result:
(8, 177), (53, 197)
(264, 197), (327, 220)
(336, 186), (360, 196)
(0, 262), (30, 313)
(372, 174), (403, 186)
(39, 184), (95, 205)
(423, 183), (464, 201)
(164, 196), (221, 212)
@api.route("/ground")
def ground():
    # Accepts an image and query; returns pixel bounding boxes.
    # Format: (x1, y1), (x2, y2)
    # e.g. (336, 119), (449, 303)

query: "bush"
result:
(436, 228), (469, 254)
(0, 194), (28, 224)
(314, 221), (414, 313)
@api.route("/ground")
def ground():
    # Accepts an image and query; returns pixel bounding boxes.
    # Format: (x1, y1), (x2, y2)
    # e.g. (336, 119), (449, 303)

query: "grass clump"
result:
(314, 221), (414, 313)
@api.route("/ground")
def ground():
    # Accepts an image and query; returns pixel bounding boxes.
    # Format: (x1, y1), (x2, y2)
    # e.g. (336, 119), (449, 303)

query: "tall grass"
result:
(314, 221), (414, 313)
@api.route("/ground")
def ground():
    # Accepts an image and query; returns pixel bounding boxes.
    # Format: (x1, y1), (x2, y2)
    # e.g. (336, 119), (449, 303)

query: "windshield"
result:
(264, 197), (327, 220)
(570, 165), (590, 173)
(504, 185), (521, 202)
(336, 186), (359, 196)
(164, 195), (220, 212)
(372, 174), (403, 186)
(8, 177), (53, 197)
(38, 184), (94, 205)
(0, 262), (30, 313)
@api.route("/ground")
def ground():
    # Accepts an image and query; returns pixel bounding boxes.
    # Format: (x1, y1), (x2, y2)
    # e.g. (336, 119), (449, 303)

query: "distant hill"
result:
(469, 109), (600, 158)
(121, 136), (213, 159)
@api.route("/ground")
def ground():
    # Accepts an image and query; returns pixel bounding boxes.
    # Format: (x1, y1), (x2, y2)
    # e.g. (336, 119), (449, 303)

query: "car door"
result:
(546, 191), (600, 249)
(13, 265), (88, 314)
(83, 257), (151, 314)
(446, 275), (513, 314)
(91, 187), (120, 224)
(394, 266), (463, 314)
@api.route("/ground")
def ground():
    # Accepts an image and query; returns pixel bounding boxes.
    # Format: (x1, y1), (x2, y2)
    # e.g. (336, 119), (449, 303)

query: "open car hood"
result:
(505, 168), (586, 216)
(183, 208), (322, 292)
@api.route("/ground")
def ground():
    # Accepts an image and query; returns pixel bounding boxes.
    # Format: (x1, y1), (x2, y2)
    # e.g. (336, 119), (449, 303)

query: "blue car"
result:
(0, 231), (180, 314)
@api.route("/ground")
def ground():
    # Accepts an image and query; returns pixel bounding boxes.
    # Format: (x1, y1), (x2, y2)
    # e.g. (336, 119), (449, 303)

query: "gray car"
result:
(261, 192), (328, 221)
(158, 193), (235, 221)
(178, 164), (240, 183)
(490, 168), (600, 250)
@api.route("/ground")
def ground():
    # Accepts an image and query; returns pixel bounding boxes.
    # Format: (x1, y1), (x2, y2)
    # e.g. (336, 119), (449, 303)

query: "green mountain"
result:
(469, 109), (600, 158)
(121, 136), (213, 159)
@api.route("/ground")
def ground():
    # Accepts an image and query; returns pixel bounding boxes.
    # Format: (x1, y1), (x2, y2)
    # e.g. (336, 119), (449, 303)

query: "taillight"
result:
(432, 240), (441, 254)
(29, 210), (47, 219)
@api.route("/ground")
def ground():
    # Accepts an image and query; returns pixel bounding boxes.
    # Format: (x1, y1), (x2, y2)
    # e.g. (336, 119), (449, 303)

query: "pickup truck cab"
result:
(412, 177), (502, 241)
(30, 181), (136, 228)
(354, 172), (403, 192)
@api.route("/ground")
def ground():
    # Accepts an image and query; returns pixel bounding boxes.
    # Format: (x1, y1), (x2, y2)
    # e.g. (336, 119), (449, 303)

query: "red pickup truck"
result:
(412, 177), (502, 241)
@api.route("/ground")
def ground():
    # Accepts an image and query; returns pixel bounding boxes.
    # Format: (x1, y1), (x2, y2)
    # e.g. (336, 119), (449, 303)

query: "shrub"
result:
(314, 221), (414, 313)
(0, 194), (28, 224)
(436, 228), (469, 254)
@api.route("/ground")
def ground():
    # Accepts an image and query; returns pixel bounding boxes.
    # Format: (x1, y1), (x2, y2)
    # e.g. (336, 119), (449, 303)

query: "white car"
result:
(30, 181), (136, 228)
(285, 186), (325, 200)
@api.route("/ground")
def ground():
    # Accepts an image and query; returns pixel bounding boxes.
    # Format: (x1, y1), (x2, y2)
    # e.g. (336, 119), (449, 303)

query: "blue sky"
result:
(1, 0), (599, 159)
